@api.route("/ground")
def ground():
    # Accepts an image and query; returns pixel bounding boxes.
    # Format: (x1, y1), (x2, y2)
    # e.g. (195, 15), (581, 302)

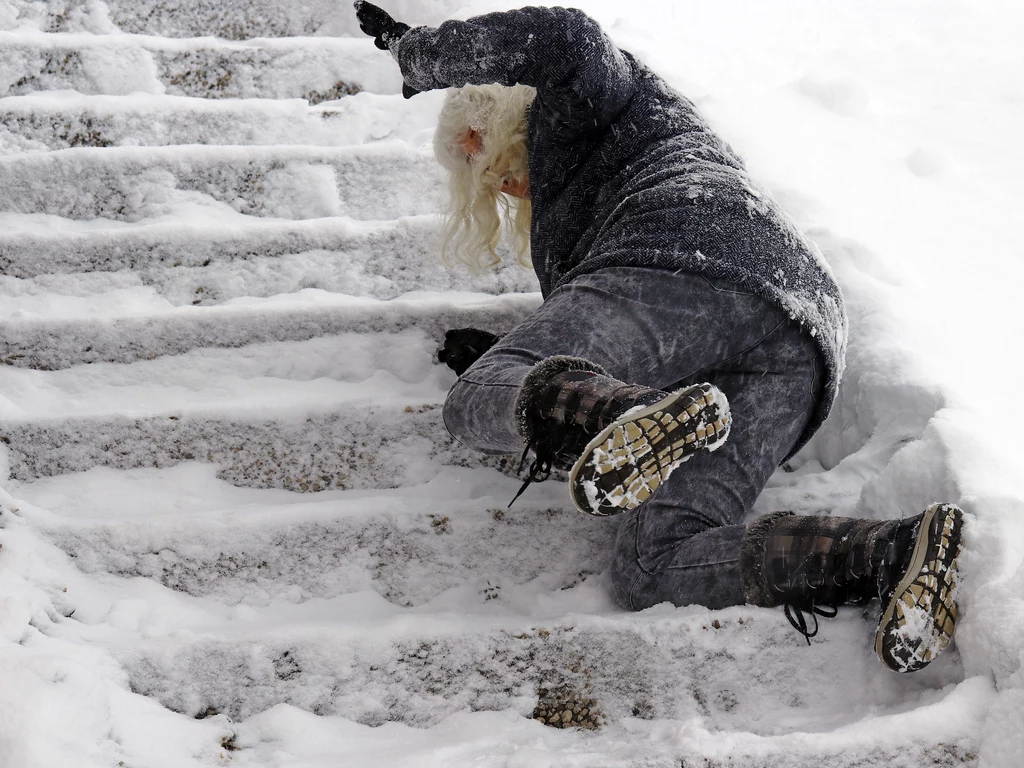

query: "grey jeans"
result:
(443, 267), (823, 610)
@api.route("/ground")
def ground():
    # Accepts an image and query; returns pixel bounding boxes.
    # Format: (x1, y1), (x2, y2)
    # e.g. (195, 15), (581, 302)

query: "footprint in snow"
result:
(905, 148), (947, 178)
(794, 75), (871, 118)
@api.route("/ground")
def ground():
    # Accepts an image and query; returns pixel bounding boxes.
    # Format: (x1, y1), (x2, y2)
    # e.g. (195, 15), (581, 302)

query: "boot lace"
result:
(779, 551), (847, 645)
(784, 601), (839, 645)
(777, 521), (906, 645)
(508, 440), (554, 508)
(509, 378), (654, 508)
(507, 418), (581, 508)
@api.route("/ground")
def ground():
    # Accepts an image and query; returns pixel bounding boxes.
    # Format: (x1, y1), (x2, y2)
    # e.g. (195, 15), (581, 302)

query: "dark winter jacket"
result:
(394, 6), (847, 453)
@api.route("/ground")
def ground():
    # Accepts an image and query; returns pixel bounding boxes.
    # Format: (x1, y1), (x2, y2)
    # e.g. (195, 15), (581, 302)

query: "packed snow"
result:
(1, 0), (1023, 766)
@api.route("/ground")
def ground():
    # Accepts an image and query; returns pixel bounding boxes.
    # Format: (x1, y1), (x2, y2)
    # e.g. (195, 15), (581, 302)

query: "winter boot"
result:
(513, 356), (731, 516)
(740, 503), (964, 672)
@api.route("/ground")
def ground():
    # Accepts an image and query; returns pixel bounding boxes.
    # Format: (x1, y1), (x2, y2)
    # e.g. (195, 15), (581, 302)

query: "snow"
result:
(0, 143), (446, 221)
(2, 0), (1024, 766)
(0, 91), (443, 152)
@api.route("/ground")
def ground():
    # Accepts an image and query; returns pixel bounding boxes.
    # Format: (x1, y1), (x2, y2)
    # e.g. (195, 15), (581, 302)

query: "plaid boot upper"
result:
(511, 355), (731, 515)
(531, 372), (664, 467)
(741, 511), (900, 641)
(739, 506), (963, 674)
(510, 356), (668, 502)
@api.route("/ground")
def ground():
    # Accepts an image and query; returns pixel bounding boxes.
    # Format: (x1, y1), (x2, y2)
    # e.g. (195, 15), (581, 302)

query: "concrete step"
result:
(21, 466), (605, 607)
(0, 327), (482, 484)
(3, 0), (459, 40)
(106, 0), (352, 40)
(0, 31), (400, 99)
(0, 215), (457, 278)
(0, 214), (536, 299)
(0, 289), (539, 369)
(91, 604), (970, 759)
(0, 143), (444, 222)
(0, 394), (480, 488)
(0, 249), (536, 309)
(3, 393), (533, 493)
(0, 91), (440, 153)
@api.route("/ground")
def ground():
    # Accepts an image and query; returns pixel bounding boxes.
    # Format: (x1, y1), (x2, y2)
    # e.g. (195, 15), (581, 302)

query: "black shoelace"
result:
(778, 518), (924, 646)
(783, 600), (839, 645)
(508, 438), (555, 508)
(507, 377), (653, 508)
(508, 403), (594, 508)
(778, 551), (849, 645)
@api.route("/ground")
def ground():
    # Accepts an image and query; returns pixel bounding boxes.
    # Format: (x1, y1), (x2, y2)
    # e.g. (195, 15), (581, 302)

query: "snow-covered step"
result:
(0, 214), (537, 301)
(20, 465), (608, 607)
(98, 607), (967, 745)
(0, 144), (444, 222)
(0, 32), (400, 99)
(0, 289), (539, 369)
(2, 0), (455, 39)
(0, 248), (537, 308)
(0, 214), (536, 306)
(105, 0), (354, 40)
(0, 400), (478, 487)
(0, 215), (456, 278)
(19, 470), (949, 736)
(0, 328), (522, 483)
(218, 694), (985, 768)
(0, 92), (440, 153)
(0, 328), (451, 420)
(0, 329), (468, 486)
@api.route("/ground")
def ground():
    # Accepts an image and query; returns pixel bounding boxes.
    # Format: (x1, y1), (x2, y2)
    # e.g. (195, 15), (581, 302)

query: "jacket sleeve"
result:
(392, 6), (635, 136)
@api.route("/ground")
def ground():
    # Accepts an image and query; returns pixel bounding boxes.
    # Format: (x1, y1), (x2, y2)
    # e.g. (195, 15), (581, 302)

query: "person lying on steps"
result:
(354, 1), (963, 673)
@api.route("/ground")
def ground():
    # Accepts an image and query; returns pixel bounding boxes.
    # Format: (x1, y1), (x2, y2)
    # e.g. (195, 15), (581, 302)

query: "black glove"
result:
(437, 328), (501, 376)
(354, 0), (409, 50)
(353, 1), (421, 98)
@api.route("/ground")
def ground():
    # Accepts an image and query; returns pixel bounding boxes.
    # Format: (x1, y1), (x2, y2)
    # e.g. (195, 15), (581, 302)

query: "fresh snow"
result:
(1, 0), (1023, 767)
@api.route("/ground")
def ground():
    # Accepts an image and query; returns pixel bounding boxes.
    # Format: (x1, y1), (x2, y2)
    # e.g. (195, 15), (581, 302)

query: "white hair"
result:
(433, 83), (536, 272)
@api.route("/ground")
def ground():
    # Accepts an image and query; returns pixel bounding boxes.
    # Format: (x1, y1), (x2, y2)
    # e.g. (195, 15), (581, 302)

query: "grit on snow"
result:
(0, 1), (1022, 767)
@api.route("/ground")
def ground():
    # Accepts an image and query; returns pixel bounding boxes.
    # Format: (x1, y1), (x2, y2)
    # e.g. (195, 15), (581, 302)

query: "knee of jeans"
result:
(607, 514), (646, 611)
(442, 379), (516, 455)
(606, 560), (637, 611)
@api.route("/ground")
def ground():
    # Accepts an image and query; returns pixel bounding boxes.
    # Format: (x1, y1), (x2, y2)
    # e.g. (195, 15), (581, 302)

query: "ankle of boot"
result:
(513, 355), (608, 440)
(874, 514), (923, 595)
(740, 510), (795, 607)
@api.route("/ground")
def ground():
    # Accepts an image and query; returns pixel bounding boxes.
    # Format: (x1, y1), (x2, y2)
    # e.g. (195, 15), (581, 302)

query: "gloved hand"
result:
(437, 328), (501, 376)
(353, 1), (421, 98)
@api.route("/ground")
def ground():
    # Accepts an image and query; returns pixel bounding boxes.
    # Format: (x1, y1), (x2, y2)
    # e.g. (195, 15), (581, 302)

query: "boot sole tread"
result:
(568, 382), (731, 516)
(875, 503), (964, 673)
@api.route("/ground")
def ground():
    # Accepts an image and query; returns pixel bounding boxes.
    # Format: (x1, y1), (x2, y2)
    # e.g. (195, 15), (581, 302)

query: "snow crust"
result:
(1, 0), (1023, 766)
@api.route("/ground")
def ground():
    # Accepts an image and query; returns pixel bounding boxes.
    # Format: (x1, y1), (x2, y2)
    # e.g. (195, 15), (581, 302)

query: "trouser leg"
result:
(609, 315), (822, 610)
(440, 267), (822, 611)
(442, 267), (791, 454)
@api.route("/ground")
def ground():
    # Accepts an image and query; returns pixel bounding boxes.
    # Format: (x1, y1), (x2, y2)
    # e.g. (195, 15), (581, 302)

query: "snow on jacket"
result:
(393, 5), (847, 453)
